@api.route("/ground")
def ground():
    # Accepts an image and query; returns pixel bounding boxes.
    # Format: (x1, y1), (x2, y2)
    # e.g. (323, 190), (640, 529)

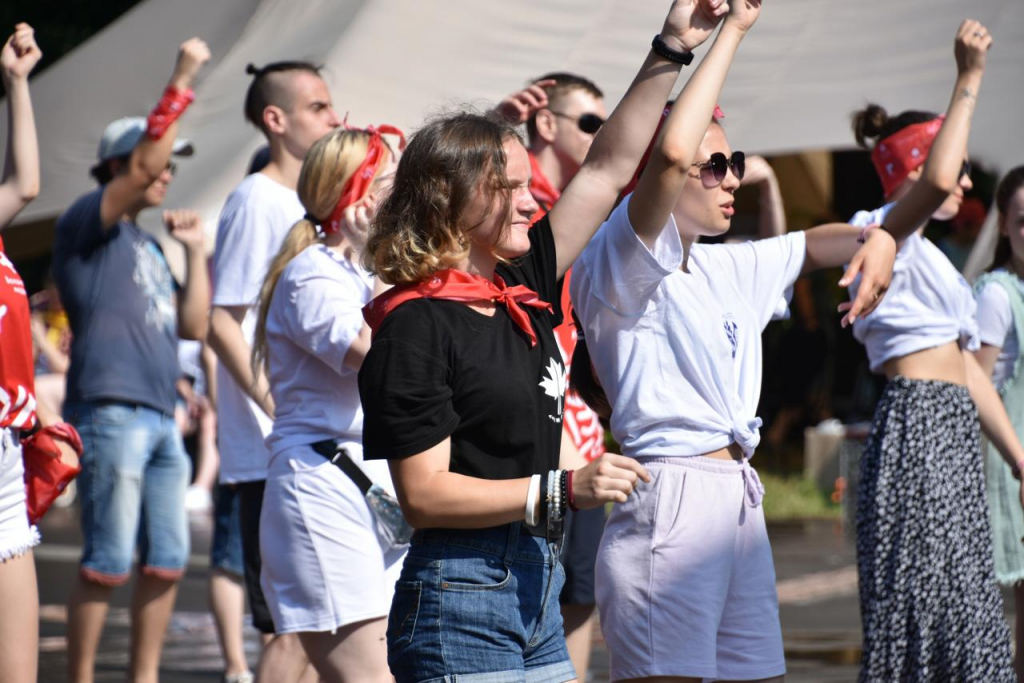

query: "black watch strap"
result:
(651, 35), (694, 66)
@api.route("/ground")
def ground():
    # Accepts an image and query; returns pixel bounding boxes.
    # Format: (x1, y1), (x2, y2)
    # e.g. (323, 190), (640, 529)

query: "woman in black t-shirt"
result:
(357, 3), (734, 680)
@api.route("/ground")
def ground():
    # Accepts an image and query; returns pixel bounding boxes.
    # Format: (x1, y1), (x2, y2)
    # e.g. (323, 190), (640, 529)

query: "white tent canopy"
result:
(5, 0), (1023, 267)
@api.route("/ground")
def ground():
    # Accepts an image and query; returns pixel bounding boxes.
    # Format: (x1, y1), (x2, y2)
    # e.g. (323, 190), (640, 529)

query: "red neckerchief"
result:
(363, 269), (553, 346)
(322, 123), (407, 235)
(528, 152), (560, 222)
(871, 116), (945, 198)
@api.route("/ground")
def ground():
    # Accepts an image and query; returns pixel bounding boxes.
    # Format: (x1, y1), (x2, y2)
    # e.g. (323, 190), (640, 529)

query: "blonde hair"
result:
(363, 111), (521, 285)
(251, 128), (389, 377)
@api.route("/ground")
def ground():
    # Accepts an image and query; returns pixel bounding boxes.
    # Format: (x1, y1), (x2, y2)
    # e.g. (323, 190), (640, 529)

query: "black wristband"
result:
(559, 470), (569, 518)
(651, 35), (694, 66)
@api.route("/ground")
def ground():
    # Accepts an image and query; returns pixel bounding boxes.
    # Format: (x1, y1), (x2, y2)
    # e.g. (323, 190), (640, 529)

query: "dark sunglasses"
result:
(549, 111), (605, 135)
(165, 161), (178, 176)
(691, 151), (745, 187)
(960, 159), (972, 180)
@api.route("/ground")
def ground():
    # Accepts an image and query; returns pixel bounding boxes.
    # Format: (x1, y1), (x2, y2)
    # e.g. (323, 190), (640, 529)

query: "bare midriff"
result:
(881, 341), (966, 386)
(702, 442), (745, 462)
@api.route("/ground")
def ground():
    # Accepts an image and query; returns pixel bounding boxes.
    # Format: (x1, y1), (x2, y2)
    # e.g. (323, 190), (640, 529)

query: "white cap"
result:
(96, 117), (194, 162)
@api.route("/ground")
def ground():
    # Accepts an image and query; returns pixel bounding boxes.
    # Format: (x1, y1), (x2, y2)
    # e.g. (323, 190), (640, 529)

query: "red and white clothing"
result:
(0, 237), (37, 431)
(529, 152), (605, 463)
(0, 236), (39, 561)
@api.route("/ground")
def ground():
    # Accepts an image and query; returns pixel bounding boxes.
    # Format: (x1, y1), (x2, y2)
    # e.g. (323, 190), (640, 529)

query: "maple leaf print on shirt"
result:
(539, 356), (567, 420)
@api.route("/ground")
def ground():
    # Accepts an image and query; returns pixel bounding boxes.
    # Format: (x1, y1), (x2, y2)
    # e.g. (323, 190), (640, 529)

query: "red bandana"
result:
(871, 116), (945, 198)
(322, 123), (407, 235)
(528, 152), (561, 218)
(363, 269), (553, 346)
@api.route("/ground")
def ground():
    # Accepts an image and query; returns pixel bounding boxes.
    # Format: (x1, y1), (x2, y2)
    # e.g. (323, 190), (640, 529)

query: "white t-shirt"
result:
(848, 204), (980, 373)
(571, 195), (806, 458)
(212, 172), (305, 483)
(976, 271), (1022, 391)
(264, 245), (393, 488)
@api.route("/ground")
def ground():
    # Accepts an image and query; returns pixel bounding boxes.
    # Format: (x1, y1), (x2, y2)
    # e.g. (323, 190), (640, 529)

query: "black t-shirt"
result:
(359, 215), (565, 480)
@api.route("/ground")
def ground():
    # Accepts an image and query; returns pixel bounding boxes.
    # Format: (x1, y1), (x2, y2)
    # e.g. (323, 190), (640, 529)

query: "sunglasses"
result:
(548, 111), (605, 135)
(165, 161), (177, 176)
(960, 159), (972, 180)
(691, 151), (745, 187)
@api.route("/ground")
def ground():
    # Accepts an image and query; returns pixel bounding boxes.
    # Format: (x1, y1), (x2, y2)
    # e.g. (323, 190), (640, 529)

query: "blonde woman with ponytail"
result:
(252, 126), (402, 683)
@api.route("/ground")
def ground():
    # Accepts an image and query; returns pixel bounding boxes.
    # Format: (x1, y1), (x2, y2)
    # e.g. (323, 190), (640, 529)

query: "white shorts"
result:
(0, 428), (39, 562)
(260, 443), (406, 634)
(595, 455), (785, 682)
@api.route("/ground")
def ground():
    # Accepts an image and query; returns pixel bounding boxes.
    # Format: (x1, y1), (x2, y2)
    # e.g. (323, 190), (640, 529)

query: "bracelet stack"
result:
(526, 470), (576, 538)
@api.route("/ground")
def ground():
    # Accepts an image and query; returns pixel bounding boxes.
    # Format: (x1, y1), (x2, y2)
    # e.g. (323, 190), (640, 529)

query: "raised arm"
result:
(548, 0), (731, 276)
(743, 155), (786, 239)
(881, 20), (991, 242)
(99, 38), (210, 229)
(164, 210), (210, 341)
(0, 23), (42, 228)
(627, 0), (760, 248)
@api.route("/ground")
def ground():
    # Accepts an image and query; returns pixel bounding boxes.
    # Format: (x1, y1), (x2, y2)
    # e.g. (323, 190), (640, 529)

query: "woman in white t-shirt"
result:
(846, 22), (1020, 682)
(249, 126), (402, 683)
(973, 166), (1024, 677)
(569, 10), (918, 680)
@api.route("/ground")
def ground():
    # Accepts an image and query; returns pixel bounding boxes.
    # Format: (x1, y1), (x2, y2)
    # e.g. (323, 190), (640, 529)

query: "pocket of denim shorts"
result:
(387, 580), (421, 653)
(92, 403), (140, 426)
(440, 552), (512, 592)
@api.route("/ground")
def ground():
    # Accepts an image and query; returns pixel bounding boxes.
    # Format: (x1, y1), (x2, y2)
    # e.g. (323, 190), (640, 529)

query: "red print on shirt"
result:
(0, 237), (37, 430)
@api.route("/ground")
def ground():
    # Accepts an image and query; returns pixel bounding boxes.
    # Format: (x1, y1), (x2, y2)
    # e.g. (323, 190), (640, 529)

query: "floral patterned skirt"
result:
(856, 376), (1014, 682)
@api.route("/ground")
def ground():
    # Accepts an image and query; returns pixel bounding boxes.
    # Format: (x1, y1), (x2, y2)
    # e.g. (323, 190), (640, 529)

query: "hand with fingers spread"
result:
(661, 0), (731, 53)
(837, 226), (896, 327)
(164, 209), (205, 249)
(956, 19), (993, 77)
(571, 453), (652, 508)
(495, 79), (555, 125)
(1, 22), (42, 85)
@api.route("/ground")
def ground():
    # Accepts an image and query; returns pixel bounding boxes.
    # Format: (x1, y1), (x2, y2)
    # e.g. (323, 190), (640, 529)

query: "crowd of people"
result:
(1, 1), (1024, 682)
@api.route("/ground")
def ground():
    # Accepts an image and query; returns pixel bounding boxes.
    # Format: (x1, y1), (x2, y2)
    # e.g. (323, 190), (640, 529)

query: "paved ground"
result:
(32, 509), (1012, 682)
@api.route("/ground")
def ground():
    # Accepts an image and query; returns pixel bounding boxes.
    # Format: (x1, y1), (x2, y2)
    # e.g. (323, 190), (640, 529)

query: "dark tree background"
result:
(0, 0), (143, 96)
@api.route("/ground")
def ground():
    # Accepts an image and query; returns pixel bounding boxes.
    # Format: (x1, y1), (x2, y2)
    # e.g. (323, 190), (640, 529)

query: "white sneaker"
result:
(222, 672), (254, 683)
(184, 485), (213, 514)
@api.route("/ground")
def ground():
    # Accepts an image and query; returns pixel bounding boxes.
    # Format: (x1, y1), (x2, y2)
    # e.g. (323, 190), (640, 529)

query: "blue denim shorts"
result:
(210, 482), (244, 577)
(65, 400), (191, 585)
(388, 523), (575, 683)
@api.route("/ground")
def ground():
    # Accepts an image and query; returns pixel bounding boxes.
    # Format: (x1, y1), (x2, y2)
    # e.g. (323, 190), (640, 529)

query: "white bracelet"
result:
(525, 474), (541, 526)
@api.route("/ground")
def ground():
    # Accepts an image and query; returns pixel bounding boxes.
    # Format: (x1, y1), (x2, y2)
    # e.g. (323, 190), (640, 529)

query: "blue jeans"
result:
(388, 523), (575, 683)
(65, 400), (190, 585)
(210, 483), (244, 577)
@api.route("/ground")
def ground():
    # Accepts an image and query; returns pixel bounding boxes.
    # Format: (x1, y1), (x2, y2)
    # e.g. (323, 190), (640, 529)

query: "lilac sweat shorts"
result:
(595, 455), (786, 682)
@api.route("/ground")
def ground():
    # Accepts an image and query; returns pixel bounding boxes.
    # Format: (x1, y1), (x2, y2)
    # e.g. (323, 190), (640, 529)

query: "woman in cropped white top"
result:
(845, 22), (1019, 682)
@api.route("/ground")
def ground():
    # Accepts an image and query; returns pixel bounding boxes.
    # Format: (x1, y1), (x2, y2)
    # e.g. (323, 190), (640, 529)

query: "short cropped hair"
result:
(243, 61), (323, 135)
(525, 72), (604, 144)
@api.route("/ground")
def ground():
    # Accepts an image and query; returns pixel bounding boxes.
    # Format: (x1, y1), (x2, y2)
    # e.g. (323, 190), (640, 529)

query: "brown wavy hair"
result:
(363, 111), (522, 285)
(251, 128), (390, 376)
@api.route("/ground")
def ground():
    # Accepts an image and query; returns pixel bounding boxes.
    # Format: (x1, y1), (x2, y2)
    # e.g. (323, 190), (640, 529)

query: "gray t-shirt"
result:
(53, 187), (180, 415)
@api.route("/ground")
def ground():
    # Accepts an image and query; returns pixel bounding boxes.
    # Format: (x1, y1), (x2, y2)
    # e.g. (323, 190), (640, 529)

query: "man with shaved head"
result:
(208, 60), (340, 683)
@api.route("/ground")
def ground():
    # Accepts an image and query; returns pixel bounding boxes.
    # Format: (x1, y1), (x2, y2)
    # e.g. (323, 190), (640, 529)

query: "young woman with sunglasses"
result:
(973, 166), (1024, 681)
(847, 21), (1019, 682)
(567, 13), (1011, 683)
(356, 2), (736, 680)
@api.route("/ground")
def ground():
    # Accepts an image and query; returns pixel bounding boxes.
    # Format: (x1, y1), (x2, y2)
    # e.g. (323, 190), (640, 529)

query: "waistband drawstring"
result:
(741, 457), (765, 507)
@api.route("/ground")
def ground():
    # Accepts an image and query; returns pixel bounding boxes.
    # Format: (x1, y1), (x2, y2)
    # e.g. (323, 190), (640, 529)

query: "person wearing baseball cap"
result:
(51, 38), (212, 683)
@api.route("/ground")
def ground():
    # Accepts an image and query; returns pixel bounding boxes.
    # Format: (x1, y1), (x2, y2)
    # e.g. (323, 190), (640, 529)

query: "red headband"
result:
(321, 123), (407, 235)
(871, 116), (944, 198)
(620, 104), (725, 199)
